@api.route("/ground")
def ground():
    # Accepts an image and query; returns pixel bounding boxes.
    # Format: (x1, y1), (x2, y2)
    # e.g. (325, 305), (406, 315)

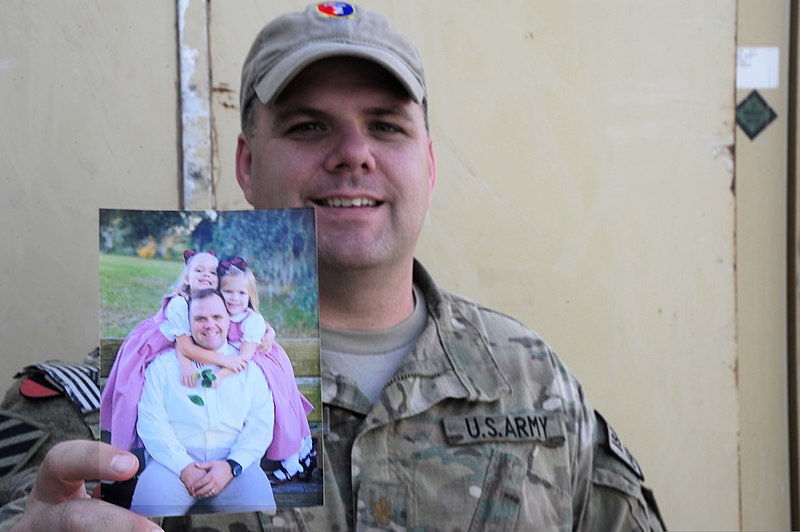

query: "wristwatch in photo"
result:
(226, 459), (242, 477)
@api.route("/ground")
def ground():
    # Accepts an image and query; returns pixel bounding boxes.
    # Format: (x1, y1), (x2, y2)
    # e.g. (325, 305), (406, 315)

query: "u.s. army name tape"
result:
(443, 412), (565, 446)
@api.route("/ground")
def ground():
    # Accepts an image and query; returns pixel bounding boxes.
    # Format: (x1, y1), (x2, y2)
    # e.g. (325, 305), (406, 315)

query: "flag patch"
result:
(16, 361), (100, 414)
(0, 411), (49, 478)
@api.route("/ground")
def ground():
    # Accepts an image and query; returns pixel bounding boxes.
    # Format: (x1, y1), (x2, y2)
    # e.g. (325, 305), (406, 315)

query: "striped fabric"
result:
(0, 411), (49, 478)
(16, 361), (100, 414)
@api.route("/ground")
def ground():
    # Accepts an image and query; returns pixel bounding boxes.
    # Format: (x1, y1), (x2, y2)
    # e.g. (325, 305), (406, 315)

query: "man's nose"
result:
(324, 124), (376, 176)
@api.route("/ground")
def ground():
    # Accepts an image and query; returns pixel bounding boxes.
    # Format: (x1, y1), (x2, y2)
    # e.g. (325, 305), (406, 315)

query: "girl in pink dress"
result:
(216, 257), (316, 483)
(100, 250), (247, 451)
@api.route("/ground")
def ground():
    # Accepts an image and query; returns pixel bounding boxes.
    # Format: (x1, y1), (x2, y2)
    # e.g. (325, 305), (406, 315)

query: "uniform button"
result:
(372, 497), (393, 526)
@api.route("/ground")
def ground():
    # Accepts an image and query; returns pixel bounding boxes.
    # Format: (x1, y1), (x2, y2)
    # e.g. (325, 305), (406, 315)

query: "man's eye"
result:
(287, 122), (325, 134)
(372, 122), (402, 134)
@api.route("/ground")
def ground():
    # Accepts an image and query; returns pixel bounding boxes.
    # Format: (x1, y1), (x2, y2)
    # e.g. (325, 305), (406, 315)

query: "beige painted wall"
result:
(737, 1), (793, 529)
(0, 1), (793, 530)
(0, 2), (179, 386)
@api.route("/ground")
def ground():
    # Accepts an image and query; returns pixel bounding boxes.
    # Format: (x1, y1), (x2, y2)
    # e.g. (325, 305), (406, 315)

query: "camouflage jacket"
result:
(0, 261), (665, 531)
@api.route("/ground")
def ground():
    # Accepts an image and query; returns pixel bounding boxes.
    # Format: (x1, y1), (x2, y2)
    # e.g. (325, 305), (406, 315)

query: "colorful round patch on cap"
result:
(317, 2), (355, 18)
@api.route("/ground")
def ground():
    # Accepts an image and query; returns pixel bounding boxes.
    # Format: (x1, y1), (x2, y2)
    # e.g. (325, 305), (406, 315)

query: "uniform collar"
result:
(412, 260), (512, 402)
(320, 260), (512, 417)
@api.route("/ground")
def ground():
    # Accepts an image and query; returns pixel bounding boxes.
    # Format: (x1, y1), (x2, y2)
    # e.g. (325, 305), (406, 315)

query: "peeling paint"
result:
(178, 0), (213, 209)
(711, 137), (736, 174)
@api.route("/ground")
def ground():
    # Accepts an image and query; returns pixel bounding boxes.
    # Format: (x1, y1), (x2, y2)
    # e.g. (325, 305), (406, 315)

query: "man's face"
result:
(189, 294), (230, 351)
(236, 57), (436, 273)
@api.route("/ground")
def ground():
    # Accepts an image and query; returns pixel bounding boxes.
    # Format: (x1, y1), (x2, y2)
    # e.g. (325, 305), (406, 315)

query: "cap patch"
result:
(316, 2), (355, 19)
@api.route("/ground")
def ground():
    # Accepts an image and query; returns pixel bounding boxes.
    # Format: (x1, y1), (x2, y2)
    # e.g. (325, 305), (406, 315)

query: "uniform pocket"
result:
(355, 480), (410, 529)
(468, 449), (524, 532)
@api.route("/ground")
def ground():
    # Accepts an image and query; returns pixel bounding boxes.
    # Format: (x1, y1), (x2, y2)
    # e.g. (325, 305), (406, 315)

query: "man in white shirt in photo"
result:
(129, 288), (276, 517)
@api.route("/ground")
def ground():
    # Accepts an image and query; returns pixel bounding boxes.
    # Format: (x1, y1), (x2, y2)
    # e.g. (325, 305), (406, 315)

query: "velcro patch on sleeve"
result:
(605, 418), (644, 481)
(0, 410), (50, 478)
(443, 413), (565, 446)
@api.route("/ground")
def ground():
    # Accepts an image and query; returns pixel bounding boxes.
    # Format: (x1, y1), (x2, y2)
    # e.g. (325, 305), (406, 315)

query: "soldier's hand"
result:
(12, 440), (161, 532)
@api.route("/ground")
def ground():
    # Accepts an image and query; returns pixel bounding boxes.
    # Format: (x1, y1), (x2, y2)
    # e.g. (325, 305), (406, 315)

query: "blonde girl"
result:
(214, 256), (274, 381)
(217, 257), (316, 483)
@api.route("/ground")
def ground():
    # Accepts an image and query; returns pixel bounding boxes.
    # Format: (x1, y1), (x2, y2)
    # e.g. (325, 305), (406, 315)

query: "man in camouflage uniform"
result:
(3, 3), (665, 531)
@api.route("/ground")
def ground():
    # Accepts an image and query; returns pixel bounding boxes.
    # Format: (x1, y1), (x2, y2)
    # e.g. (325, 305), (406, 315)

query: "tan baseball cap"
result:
(240, 2), (426, 126)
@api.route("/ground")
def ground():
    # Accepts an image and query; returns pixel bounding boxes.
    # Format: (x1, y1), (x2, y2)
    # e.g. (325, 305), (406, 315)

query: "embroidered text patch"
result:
(443, 413), (565, 446)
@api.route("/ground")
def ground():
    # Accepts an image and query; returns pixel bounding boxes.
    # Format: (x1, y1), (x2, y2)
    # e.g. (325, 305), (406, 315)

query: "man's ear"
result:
(426, 137), (437, 203)
(235, 132), (255, 206)
(428, 137), (437, 192)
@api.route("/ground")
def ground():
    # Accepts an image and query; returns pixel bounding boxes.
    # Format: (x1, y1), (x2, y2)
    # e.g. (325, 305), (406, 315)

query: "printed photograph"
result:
(98, 208), (322, 517)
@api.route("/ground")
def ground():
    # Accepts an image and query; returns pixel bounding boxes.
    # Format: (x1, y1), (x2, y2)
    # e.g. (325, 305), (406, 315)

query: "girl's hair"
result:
(219, 264), (260, 313)
(170, 251), (219, 298)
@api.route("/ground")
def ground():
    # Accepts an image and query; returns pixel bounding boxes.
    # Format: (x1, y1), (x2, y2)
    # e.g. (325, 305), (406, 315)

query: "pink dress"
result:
(100, 295), (190, 450)
(229, 310), (314, 460)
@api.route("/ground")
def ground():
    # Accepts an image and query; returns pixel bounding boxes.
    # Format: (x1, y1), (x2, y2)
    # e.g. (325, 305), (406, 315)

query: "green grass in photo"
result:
(100, 254), (183, 338)
(100, 254), (318, 339)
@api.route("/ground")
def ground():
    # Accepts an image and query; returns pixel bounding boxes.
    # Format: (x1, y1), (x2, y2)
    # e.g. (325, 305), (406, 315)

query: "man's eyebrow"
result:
(363, 106), (414, 123)
(270, 104), (415, 126)
(270, 106), (329, 127)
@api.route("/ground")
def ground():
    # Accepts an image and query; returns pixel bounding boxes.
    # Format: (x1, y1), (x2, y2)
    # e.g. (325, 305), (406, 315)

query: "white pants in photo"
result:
(129, 458), (275, 517)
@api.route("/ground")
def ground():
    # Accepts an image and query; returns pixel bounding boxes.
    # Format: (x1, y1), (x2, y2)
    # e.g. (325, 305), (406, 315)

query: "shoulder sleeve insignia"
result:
(596, 410), (644, 480)
(16, 361), (100, 414)
(0, 410), (49, 478)
(443, 412), (565, 446)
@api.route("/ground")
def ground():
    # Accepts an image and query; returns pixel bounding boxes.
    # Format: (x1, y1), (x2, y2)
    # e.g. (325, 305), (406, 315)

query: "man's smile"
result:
(313, 197), (382, 208)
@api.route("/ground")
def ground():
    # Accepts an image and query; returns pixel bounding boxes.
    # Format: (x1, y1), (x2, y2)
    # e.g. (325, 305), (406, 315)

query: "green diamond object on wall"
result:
(736, 90), (777, 141)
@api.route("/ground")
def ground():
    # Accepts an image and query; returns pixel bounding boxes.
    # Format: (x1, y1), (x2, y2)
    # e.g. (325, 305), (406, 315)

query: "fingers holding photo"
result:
(16, 440), (157, 532)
